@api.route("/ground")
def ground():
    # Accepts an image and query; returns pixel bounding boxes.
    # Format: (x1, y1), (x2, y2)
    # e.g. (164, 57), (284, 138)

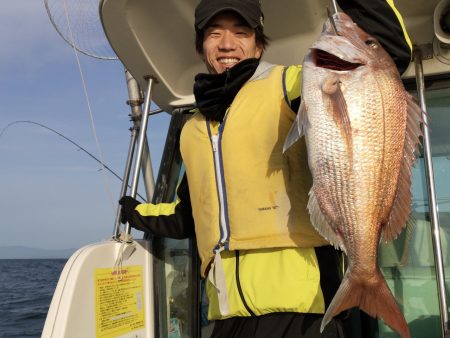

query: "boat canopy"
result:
(100, 0), (447, 112)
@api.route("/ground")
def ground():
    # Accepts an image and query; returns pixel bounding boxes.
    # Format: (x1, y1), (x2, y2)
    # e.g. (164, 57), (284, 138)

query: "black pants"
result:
(211, 312), (346, 338)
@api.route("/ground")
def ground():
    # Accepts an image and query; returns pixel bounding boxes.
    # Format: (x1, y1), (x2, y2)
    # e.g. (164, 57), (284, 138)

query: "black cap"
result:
(195, 0), (264, 31)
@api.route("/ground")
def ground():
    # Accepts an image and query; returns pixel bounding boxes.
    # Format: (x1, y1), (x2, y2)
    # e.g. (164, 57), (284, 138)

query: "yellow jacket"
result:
(180, 63), (329, 278)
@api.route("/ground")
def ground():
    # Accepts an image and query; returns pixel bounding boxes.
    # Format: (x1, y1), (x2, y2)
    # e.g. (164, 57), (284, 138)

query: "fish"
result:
(283, 12), (422, 338)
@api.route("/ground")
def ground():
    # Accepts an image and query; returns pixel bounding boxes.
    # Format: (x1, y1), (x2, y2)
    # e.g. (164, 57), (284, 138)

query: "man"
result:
(120, 0), (412, 337)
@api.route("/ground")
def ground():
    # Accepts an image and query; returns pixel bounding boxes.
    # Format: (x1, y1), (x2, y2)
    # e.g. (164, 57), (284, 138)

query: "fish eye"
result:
(365, 39), (378, 49)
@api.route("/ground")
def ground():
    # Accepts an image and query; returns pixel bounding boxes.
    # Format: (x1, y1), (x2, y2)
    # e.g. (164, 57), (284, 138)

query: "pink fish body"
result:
(284, 13), (422, 338)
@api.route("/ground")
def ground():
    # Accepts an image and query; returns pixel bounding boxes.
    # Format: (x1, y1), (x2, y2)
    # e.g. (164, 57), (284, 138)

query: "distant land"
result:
(0, 246), (76, 259)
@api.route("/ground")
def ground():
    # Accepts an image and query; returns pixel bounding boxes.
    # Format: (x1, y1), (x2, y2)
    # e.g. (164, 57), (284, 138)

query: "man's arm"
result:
(119, 173), (195, 239)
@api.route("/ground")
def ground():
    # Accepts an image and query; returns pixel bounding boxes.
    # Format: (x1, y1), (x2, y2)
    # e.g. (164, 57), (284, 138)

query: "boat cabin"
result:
(42, 0), (450, 337)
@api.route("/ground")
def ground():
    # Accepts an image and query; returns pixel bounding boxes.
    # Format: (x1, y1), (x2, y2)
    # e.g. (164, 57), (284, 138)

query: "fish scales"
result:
(284, 12), (422, 338)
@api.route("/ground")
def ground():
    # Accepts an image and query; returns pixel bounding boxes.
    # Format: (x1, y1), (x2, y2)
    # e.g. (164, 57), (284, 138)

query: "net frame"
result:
(44, 0), (118, 60)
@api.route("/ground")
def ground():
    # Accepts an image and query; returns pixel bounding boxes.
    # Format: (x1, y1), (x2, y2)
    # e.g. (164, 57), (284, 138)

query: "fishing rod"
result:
(0, 120), (146, 201)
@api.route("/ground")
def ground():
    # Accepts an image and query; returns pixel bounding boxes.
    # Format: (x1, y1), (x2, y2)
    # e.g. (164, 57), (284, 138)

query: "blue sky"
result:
(0, 0), (171, 250)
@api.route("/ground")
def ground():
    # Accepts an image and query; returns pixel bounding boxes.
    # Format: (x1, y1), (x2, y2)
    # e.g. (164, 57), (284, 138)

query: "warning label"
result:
(95, 265), (145, 338)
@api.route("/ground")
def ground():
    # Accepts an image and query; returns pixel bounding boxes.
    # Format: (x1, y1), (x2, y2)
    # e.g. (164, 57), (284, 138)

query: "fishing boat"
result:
(42, 0), (450, 337)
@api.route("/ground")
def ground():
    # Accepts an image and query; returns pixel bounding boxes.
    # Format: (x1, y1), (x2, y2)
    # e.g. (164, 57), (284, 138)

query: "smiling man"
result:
(120, 0), (412, 337)
(200, 11), (262, 73)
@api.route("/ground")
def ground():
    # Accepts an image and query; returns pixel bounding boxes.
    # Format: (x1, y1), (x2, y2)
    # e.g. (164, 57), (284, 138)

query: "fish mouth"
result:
(312, 48), (363, 71)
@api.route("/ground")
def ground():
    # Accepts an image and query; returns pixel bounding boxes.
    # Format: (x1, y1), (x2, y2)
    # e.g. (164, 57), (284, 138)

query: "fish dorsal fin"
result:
(382, 93), (423, 242)
(283, 100), (307, 153)
(308, 187), (347, 253)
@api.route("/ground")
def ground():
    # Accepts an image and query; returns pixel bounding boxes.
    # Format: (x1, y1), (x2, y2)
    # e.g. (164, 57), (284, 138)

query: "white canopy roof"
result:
(100, 0), (449, 112)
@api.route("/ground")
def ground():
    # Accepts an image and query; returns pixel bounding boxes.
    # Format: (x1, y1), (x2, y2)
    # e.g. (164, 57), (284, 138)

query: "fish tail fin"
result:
(321, 270), (410, 338)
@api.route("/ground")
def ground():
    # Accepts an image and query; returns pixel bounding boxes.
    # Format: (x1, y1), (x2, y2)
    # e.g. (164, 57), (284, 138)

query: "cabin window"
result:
(153, 236), (198, 338)
(150, 110), (204, 338)
(376, 83), (450, 337)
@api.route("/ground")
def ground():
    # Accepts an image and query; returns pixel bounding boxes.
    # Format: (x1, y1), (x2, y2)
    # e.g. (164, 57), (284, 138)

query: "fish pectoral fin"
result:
(323, 76), (352, 151)
(283, 100), (307, 153)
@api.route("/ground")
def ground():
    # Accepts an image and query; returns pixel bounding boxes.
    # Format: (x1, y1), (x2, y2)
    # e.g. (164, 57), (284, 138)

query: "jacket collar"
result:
(193, 58), (260, 122)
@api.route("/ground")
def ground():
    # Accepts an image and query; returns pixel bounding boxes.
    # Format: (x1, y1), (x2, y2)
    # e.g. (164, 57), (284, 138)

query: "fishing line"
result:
(0, 120), (146, 201)
(62, 0), (116, 212)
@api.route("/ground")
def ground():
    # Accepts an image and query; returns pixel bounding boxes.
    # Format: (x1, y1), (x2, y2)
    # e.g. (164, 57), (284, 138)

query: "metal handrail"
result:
(414, 47), (450, 338)
(125, 76), (156, 234)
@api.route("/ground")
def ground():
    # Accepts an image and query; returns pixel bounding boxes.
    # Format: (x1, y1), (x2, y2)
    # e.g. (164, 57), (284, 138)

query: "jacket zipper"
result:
(207, 120), (230, 252)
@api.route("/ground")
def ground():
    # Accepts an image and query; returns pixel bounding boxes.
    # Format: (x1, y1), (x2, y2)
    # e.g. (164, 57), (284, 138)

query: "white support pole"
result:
(126, 76), (156, 234)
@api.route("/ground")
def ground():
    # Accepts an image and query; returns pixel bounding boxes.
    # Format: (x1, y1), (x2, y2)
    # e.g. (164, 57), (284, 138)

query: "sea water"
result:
(0, 259), (66, 338)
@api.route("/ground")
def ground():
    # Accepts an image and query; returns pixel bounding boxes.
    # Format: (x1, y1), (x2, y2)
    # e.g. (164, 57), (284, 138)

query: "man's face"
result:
(202, 12), (262, 74)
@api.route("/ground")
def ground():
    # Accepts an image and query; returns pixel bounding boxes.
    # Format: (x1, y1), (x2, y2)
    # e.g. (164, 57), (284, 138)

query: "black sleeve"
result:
(337, 0), (412, 74)
(129, 174), (195, 239)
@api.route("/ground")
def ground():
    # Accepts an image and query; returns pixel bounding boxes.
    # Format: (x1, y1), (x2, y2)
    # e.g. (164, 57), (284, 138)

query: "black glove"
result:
(119, 196), (140, 224)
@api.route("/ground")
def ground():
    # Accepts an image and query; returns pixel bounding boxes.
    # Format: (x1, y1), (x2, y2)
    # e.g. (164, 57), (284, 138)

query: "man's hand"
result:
(119, 196), (140, 224)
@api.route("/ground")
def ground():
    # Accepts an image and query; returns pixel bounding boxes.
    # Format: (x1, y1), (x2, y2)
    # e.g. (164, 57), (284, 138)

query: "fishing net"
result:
(44, 0), (118, 60)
